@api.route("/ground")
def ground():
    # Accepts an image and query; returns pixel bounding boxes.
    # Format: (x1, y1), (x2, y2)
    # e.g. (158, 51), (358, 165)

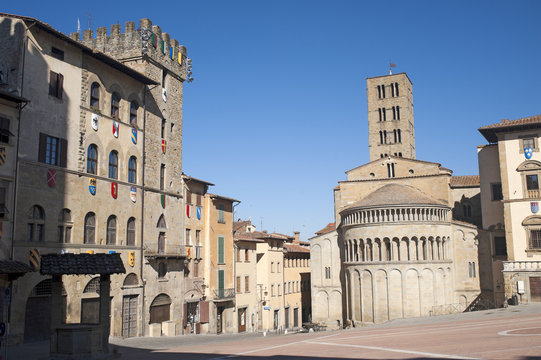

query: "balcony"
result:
(145, 244), (187, 259)
(213, 288), (235, 301)
(528, 189), (540, 198)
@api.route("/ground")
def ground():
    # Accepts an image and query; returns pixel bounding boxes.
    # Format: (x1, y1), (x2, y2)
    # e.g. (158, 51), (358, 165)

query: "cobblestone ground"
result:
(10, 303), (541, 359)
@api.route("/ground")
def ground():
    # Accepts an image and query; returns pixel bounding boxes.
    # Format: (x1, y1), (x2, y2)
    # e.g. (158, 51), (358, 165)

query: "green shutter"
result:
(218, 236), (224, 264)
(218, 270), (224, 291)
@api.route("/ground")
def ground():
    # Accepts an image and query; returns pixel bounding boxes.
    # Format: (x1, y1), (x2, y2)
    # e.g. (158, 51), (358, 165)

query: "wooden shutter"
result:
(218, 236), (224, 264)
(59, 138), (67, 167)
(57, 73), (63, 99)
(49, 71), (57, 96)
(236, 276), (240, 293)
(38, 133), (47, 163)
(199, 301), (209, 323)
(218, 270), (224, 290)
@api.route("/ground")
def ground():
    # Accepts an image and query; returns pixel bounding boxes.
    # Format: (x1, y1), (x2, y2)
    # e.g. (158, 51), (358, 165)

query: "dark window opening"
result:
(51, 47), (64, 61)
(49, 71), (63, 99)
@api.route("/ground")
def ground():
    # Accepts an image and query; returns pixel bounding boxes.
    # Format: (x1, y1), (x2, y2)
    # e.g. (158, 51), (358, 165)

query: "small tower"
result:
(366, 73), (415, 161)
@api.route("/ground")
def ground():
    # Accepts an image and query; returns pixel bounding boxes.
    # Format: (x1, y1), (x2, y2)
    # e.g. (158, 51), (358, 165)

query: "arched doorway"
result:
(24, 279), (66, 342)
(149, 293), (171, 324)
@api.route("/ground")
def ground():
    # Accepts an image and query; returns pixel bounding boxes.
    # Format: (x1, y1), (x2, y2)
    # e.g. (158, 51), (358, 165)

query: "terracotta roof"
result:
(452, 219), (478, 229)
(479, 114), (541, 143)
(342, 184), (446, 211)
(208, 193), (241, 203)
(0, 260), (34, 274)
(182, 174), (215, 186)
(284, 243), (310, 254)
(40, 253), (126, 275)
(0, 13), (157, 85)
(234, 220), (252, 233)
(315, 223), (335, 235)
(450, 175), (480, 188)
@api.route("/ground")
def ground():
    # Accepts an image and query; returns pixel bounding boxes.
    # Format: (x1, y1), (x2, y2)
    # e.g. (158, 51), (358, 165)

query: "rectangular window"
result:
(160, 164), (165, 190)
(0, 117), (12, 143)
(186, 190), (192, 204)
(245, 248), (249, 262)
(195, 230), (201, 245)
(236, 248), (241, 262)
(491, 183), (503, 201)
(186, 228), (191, 246)
(217, 203), (225, 223)
(245, 276), (249, 292)
(271, 262), (274, 273)
(524, 138), (535, 149)
(38, 133), (67, 167)
(217, 236), (224, 264)
(494, 236), (507, 256)
(196, 193), (202, 206)
(530, 230), (541, 249)
(51, 47), (64, 61)
(526, 174), (539, 190)
(48, 71), (63, 99)
(236, 276), (241, 293)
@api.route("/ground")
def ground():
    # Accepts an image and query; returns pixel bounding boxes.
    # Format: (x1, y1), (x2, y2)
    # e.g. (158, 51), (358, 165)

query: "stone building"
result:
(234, 220), (310, 332)
(311, 72), (484, 327)
(0, 13), (190, 342)
(478, 115), (541, 304)
(182, 175), (240, 334)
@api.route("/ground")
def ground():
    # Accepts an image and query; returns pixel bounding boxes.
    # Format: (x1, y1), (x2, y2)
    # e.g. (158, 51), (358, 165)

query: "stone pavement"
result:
(7, 302), (541, 359)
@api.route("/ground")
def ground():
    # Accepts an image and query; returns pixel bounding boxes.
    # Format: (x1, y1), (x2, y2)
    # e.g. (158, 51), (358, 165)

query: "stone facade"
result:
(0, 13), (190, 342)
(478, 115), (541, 304)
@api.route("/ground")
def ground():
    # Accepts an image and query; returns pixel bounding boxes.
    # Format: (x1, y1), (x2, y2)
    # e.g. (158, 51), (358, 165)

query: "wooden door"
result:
(285, 307), (290, 329)
(238, 307), (246, 332)
(24, 296), (50, 342)
(122, 295), (138, 337)
(530, 277), (541, 302)
(294, 308), (299, 327)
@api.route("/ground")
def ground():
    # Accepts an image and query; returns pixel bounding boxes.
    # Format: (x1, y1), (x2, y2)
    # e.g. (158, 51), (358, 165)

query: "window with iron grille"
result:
(128, 156), (137, 183)
(127, 217), (136, 246)
(130, 101), (138, 125)
(84, 212), (96, 244)
(107, 215), (117, 245)
(90, 83), (100, 109)
(58, 209), (72, 243)
(530, 230), (541, 249)
(109, 151), (118, 179)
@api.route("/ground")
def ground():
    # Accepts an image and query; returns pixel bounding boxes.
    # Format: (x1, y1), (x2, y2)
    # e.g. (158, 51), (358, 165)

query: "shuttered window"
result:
(49, 71), (63, 99)
(149, 294), (171, 324)
(217, 236), (224, 264)
(39, 133), (67, 167)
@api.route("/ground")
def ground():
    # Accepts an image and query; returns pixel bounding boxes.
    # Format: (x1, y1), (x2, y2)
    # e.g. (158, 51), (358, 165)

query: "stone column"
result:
(50, 274), (63, 355)
(100, 274), (111, 354)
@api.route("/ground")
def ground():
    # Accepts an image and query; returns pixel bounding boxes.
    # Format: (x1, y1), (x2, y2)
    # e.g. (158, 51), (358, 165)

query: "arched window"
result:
(84, 277), (100, 294)
(106, 215), (117, 245)
(58, 209), (72, 243)
(84, 212), (96, 244)
(123, 273), (139, 286)
(128, 156), (137, 184)
(157, 215), (166, 254)
(129, 101), (138, 125)
(111, 92), (120, 118)
(87, 144), (98, 174)
(127, 217), (136, 246)
(90, 82), (100, 109)
(28, 205), (45, 242)
(149, 293), (171, 324)
(108, 151), (118, 179)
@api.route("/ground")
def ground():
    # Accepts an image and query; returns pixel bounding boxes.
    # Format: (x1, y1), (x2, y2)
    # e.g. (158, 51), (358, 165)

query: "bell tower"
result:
(366, 73), (415, 161)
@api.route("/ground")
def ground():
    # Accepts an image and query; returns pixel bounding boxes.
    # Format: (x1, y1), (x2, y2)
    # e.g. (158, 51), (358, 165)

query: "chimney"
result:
(294, 231), (300, 244)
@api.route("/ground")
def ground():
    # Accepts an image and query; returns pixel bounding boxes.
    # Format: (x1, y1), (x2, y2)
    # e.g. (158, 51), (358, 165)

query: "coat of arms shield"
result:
(532, 202), (539, 214)
(89, 178), (97, 195)
(130, 186), (136, 203)
(525, 147), (533, 159)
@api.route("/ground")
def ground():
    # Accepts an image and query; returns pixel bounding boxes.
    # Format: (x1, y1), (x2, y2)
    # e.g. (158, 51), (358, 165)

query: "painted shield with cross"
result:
(47, 169), (56, 188)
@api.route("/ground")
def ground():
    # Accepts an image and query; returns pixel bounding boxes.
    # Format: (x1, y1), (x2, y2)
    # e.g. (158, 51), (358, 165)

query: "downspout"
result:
(140, 83), (149, 336)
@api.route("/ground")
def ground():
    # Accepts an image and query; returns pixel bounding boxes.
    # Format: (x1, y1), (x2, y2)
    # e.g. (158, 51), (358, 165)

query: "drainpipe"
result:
(140, 83), (149, 337)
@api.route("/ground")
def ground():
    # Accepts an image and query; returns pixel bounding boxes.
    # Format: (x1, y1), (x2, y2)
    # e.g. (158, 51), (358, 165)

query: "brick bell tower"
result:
(366, 72), (415, 161)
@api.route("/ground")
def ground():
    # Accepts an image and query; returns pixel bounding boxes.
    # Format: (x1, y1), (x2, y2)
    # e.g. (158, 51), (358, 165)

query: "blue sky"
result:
(4, 1), (541, 240)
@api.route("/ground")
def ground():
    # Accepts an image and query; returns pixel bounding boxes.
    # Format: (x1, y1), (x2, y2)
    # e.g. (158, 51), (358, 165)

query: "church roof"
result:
(343, 184), (446, 210)
(450, 175), (480, 188)
(315, 223), (335, 235)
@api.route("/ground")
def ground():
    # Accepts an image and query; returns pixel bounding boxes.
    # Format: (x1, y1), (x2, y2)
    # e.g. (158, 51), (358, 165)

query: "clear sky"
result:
(4, 1), (540, 240)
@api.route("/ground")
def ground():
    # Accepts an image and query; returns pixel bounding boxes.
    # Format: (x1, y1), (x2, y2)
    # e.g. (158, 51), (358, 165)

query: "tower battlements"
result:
(71, 18), (187, 80)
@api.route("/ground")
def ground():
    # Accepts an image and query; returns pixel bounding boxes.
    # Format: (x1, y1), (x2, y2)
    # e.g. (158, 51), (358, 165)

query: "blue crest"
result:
(89, 185), (96, 195)
(131, 128), (137, 144)
(525, 147), (533, 159)
(532, 202), (539, 214)
(197, 206), (201, 220)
